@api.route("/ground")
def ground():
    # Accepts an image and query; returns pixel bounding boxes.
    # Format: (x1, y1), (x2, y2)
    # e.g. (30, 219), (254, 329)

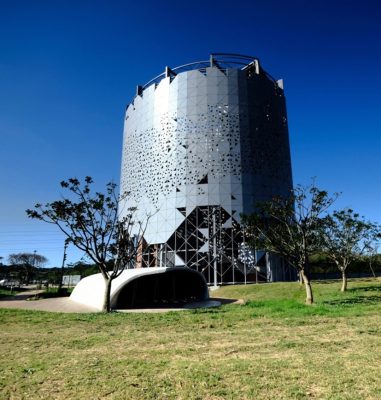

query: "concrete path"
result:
(115, 300), (222, 313)
(0, 290), (99, 313)
(0, 289), (224, 313)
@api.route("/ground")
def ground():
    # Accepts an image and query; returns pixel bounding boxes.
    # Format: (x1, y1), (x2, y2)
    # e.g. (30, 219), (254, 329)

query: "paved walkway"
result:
(0, 290), (228, 313)
(115, 300), (222, 313)
(0, 290), (99, 313)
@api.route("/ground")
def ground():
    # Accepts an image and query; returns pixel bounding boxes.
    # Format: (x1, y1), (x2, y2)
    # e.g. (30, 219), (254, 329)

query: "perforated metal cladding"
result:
(120, 65), (292, 281)
(122, 107), (241, 205)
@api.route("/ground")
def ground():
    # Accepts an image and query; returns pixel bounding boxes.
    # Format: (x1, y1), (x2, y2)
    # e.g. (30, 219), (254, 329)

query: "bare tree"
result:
(26, 177), (147, 312)
(366, 242), (380, 278)
(242, 184), (338, 305)
(321, 209), (381, 291)
(8, 252), (48, 284)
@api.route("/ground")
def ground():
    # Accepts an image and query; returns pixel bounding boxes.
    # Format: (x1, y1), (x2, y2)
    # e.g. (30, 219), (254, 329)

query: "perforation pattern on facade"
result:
(120, 56), (294, 284)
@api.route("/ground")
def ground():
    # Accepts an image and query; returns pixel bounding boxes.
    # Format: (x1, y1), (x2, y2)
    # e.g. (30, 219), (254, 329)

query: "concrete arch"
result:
(112, 268), (208, 309)
(70, 267), (208, 311)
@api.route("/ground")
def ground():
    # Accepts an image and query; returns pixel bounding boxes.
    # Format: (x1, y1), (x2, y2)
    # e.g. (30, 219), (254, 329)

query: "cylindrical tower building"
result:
(120, 54), (293, 284)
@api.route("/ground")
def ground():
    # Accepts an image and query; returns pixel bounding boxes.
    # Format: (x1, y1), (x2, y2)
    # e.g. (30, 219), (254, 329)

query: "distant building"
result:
(62, 275), (81, 286)
(120, 54), (294, 284)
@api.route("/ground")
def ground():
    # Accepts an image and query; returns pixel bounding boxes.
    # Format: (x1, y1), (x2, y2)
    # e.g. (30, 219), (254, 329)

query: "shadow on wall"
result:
(112, 269), (209, 309)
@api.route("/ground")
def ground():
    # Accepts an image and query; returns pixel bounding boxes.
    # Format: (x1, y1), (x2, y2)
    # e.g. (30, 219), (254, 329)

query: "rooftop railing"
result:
(138, 53), (276, 93)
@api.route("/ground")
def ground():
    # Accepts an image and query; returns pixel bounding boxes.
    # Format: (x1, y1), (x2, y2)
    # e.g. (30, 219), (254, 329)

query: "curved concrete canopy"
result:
(70, 267), (209, 311)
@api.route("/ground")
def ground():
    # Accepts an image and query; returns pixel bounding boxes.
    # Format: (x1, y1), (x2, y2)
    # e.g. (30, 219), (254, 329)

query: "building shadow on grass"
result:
(313, 280), (341, 285)
(0, 288), (43, 302)
(347, 285), (381, 293)
(0, 293), (39, 301)
(314, 277), (380, 285)
(323, 295), (381, 306)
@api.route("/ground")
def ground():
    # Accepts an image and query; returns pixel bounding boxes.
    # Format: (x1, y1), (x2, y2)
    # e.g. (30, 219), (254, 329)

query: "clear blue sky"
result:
(1, 0), (380, 267)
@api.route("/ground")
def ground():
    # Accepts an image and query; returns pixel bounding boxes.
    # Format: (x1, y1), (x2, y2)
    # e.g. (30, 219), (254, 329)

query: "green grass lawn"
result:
(1, 278), (381, 399)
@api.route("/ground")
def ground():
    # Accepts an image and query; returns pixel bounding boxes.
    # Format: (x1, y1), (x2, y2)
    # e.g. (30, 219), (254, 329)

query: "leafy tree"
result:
(321, 209), (381, 291)
(242, 184), (338, 304)
(65, 261), (99, 278)
(8, 252), (48, 284)
(26, 177), (147, 312)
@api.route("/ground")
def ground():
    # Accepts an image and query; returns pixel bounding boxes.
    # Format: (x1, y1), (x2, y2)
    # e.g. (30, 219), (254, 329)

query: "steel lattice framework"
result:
(120, 53), (295, 284)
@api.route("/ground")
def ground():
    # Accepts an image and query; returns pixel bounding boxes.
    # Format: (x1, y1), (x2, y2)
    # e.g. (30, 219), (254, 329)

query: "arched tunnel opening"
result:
(113, 269), (209, 309)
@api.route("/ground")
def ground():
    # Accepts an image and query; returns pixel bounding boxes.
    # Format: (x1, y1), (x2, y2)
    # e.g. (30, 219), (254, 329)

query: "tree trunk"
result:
(300, 269), (313, 305)
(102, 276), (113, 312)
(299, 272), (304, 286)
(369, 260), (376, 278)
(341, 269), (347, 292)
